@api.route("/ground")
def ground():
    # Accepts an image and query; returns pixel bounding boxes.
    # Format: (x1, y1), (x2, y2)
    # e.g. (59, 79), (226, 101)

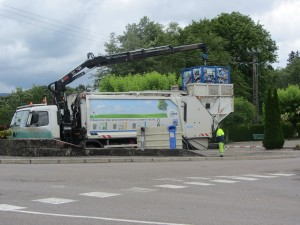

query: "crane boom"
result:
(48, 43), (207, 124)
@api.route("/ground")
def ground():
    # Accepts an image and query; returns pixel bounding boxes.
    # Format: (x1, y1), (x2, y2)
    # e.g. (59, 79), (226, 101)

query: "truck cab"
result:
(10, 104), (60, 139)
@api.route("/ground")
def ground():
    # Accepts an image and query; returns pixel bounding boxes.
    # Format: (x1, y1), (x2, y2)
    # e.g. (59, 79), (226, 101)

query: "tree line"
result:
(1, 12), (300, 141)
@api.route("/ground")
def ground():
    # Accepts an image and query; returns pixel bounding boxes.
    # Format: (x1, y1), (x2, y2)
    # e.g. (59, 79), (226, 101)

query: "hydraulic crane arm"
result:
(48, 43), (207, 95)
(48, 43), (207, 123)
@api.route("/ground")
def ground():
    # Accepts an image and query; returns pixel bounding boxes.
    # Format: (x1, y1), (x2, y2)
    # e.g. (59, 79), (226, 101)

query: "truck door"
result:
(10, 110), (55, 139)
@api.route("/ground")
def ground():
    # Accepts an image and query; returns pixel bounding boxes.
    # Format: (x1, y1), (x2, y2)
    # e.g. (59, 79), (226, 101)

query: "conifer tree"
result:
(273, 89), (285, 148)
(263, 89), (284, 149)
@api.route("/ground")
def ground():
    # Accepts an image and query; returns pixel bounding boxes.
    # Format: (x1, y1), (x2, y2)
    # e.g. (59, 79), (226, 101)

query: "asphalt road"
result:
(1, 158), (300, 225)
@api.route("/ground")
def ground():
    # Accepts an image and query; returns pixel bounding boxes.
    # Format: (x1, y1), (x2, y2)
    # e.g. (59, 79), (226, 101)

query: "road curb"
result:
(1, 154), (299, 164)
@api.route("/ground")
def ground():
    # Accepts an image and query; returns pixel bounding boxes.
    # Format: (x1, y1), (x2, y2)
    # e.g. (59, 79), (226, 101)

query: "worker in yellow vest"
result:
(216, 126), (225, 157)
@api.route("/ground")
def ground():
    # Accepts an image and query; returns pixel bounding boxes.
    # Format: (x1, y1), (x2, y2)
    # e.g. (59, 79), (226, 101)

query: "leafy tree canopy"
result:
(270, 52), (300, 89)
(287, 50), (300, 65)
(278, 85), (300, 134)
(95, 13), (278, 104)
(222, 97), (255, 127)
(0, 85), (53, 126)
(284, 59), (300, 86)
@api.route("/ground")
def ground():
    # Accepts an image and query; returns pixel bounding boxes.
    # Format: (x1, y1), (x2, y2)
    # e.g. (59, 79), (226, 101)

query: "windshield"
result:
(10, 110), (30, 128)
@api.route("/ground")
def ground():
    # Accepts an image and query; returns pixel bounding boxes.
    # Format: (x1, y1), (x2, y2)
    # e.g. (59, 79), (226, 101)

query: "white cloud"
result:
(0, 0), (299, 93)
(0, 81), (16, 93)
(252, 0), (300, 68)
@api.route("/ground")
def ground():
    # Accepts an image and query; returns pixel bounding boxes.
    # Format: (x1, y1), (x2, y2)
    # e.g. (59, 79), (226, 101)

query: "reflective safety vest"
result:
(216, 128), (225, 137)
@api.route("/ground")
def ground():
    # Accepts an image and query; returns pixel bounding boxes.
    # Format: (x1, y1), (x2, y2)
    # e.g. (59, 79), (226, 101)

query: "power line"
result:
(0, 8), (106, 41)
(0, 2), (109, 42)
(0, 2), (108, 39)
(0, 13), (97, 42)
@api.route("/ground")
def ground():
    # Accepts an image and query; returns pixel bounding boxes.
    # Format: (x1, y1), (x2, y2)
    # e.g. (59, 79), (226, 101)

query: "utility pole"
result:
(252, 54), (259, 123)
(247, 48), (260, 124)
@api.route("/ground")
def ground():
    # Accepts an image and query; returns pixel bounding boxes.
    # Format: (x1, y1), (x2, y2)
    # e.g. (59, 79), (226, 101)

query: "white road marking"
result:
(1, 207), (191, 225)
(244, 174), (279, 178)
(216, 176), (258, 181)
(0, 204), (27, 211)
(79, 192), (121, 198)
(267, 173), (295, 176)
(184, 182), (215, 186)
(154, 178), (183, 182)
(125, 187), (158, 193)
(185, 177), (211, 180)
(211, 179), (239, 184)
(154, 184), (187, 189)
(33, 198), (77, 205)
(51, 185), (66, 188)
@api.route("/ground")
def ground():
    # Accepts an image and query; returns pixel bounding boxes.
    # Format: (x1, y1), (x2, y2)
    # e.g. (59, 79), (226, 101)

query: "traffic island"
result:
(0, 139), (84, 156)
(0, 139), (204, 157)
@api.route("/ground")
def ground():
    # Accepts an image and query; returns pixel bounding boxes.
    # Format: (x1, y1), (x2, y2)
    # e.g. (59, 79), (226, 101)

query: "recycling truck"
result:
(9, 43), (233, 150)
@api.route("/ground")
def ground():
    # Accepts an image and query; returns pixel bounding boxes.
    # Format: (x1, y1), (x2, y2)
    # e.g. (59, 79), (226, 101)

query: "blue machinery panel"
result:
(181, 66), (230, 91)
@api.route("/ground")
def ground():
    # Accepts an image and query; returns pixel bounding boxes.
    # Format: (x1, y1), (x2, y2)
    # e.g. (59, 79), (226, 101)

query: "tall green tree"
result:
(95, 16), (208, 87)
(102, 16), (169, 76)
(273, 89), (284, 146)
(210, 12), (277, 103)
(210, 12), (277, 65)
(263, 89), (284, 149)
(97, 14), (278, 108)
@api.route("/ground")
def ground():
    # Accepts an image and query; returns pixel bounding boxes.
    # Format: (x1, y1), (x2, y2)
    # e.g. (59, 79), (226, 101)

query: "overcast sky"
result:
(0, 0), (299, 93)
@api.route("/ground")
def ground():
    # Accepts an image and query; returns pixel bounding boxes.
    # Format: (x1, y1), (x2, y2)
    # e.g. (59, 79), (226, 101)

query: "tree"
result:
(209, 12), (277, 104)
(0, 97), (14, 126)
(263, 89), (284, 149)
(102, 16), (168, 76)
(269, 51), (300, 89)
(96, 16), (209, 88)
(284, 59), (300, 85)
(222, 97), (255, 127)
(278, 85), (300, 136)
(287, 50), (300, 65)
(0, 85), (54, 126)
(219, 97), (255, 141)
(273, 89), (284, 147)
(183, 12), (278, 105)
(66, 84), (92, 95)
(209, 12), (277, 65)
(95, 13), (278, 108)
(263, 68), (284, 89)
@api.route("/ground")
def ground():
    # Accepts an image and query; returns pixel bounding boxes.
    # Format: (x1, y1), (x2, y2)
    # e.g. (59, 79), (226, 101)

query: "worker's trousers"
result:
(219, 142), (224, 155)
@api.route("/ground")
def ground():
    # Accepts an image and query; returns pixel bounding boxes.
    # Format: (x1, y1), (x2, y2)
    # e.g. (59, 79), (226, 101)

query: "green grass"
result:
(90, 113), (167, 119)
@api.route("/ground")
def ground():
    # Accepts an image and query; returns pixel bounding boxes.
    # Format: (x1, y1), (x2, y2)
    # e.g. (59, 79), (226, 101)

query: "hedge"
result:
(226, 123), (296, 142)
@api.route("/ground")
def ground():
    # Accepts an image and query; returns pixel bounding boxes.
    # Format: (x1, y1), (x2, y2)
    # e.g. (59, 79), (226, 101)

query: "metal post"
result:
(252, 55), (259, 123)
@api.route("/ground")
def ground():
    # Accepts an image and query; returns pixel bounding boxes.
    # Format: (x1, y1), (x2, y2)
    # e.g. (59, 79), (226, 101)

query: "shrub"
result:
(0, 129), (12, 139)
